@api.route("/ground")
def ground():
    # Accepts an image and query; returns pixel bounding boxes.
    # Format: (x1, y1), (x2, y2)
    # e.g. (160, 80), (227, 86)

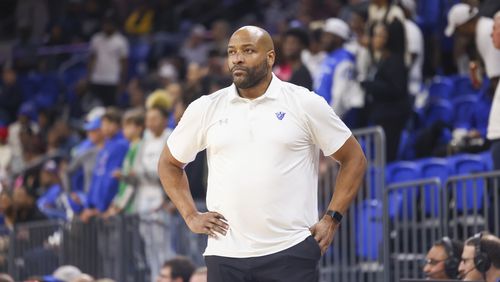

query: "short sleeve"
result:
(167, 97), (208, 163)
(303, 93), (352, 156)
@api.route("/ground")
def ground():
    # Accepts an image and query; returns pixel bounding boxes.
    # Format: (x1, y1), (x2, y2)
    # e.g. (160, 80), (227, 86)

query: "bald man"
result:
(158, 26), (366, 282)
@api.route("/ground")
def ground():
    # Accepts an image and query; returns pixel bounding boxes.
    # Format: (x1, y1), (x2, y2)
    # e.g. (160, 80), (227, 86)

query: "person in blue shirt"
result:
(315, 18), (364, 128)
(79, 107), (129, 223)
(36, 160), (68, 220)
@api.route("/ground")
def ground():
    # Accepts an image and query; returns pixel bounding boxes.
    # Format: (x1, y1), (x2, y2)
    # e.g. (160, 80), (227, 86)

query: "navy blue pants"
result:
(205, 236), (321, 282)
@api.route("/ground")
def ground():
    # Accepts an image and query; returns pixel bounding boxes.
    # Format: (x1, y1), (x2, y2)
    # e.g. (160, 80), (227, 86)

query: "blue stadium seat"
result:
(479, 151), (493, 171)
(386, 162), (421, 184)
(452, 95), (479, 129)
(452, 76), (479, 97)
(421, 99), (453, 127)
(355, 199), (383, 260)
(386, 162), (421, 219)
(428, 77), (453, 100)
(128, 41), (150, 78)
(417, 158), (450, 215)
(448, 154), (487, 211)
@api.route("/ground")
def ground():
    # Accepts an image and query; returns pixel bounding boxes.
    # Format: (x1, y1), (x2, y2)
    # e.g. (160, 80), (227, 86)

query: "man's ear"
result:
(267, 50), (276, 67)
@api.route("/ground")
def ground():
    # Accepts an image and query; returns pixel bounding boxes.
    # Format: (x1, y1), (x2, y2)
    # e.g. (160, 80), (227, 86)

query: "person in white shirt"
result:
(88, 15), (129, 106)
(400, 0), (424, 99)
(489, 11), (500, 171)
(445, 3), (500, 90)
(158, 25), (366, 282)
(446, 4), (500, 171)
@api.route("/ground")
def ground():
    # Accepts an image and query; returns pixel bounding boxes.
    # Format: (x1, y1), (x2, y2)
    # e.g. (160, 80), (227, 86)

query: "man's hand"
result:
(186, 211), (229, 238)
(79, 209), (99, 223)
(310, 216), (339, 255)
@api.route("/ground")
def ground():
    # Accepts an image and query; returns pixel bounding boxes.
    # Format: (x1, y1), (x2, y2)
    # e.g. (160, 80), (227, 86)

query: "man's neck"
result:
(237, 72), (273, 100)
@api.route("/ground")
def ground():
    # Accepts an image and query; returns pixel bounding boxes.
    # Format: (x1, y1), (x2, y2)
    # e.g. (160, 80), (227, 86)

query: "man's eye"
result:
(228, 50), (236, 55)
(245, 49), (254, 53)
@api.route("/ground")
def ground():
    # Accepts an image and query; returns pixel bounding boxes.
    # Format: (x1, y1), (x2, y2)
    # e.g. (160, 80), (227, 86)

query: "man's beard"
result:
(230, 59), (269, 89)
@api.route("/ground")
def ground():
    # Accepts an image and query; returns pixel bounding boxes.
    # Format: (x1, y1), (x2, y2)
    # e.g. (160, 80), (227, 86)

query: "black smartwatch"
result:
(325, 210), (343, 224)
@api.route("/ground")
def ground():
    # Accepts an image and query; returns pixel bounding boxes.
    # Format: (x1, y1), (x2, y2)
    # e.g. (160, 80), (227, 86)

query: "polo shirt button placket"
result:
(248, 102), (256, 141)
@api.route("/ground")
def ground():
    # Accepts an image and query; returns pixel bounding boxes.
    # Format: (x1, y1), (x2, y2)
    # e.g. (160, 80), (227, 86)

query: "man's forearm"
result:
(158, 157), (198, 222)
(327, 154), (366, 215)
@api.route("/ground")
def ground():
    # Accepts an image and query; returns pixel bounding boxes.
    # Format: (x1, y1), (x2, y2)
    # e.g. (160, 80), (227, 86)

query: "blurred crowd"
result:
(0, 0), (500, 280)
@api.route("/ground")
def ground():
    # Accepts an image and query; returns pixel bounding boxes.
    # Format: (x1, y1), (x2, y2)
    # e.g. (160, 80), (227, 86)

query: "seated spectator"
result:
(79, 107), (129, 223)
(423, 237), (463, 280)
(12, 186), (46, 224)
(36, 160), (68, 220)
(189, 267), (207, 282)
(157, 256), (196, 282)
(459, 233), (487, 281)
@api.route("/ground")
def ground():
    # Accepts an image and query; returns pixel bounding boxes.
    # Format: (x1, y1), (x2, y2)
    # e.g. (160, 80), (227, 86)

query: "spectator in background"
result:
(301, 26), (326, 89)
(423, 237), (463, 280)
(8, 102), (39, 173)
(79, 107), (128, 223)
(488, 11), (500, 171)
(445, 3), (500, 96)
(180, 25), (213, 66)
(316, 18), (364, 127)
(0, 66), (22, 124)
(400, 0), (424, 101)
(88, 13), (129, 107)
(210, 20), (231, 56)
(64, 108), (105, 215)
(345, 5), (371, 83)
(103, 108), (145, 217)
(189, 267), (207, 282)
(274, 28), (313, 90)
(0, 126), (11, 185)
(368, 0), (405, 26)
(129, 106), (176, 281)
(124, 2), (154, 37)
(362, 20), (411, 162)
(459, 232), (492, 281)
(157, 256), (195, 282)
(36, 160), (68, 220)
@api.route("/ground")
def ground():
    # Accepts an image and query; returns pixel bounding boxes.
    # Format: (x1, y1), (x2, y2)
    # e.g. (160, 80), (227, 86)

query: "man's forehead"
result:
(463, 245), (475, 255)
(428, 245), (447, 258)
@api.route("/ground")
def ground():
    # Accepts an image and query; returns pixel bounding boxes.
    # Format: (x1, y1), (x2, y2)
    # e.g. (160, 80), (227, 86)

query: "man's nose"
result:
(232, 52), (244, 64)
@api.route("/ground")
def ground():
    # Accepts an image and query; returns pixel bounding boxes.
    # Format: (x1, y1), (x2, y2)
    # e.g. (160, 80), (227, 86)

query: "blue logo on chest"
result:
(275, 111), (286, 120)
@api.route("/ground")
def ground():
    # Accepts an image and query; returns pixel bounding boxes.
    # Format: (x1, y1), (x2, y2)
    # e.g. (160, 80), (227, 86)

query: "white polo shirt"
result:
(167, 74), (351, 258)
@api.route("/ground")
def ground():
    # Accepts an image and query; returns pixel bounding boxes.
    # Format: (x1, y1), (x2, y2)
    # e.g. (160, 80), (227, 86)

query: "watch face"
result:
(327, 210), (343, 223)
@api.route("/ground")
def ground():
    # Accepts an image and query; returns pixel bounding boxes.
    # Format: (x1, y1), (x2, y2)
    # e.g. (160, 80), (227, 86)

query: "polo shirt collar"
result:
(229, 73), (281, 103)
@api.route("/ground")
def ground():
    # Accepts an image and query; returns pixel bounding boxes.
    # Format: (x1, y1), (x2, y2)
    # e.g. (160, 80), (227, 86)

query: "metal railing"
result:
(6, 212), (206, 282)
(319, 126), (386, 282)
(383, 178), (443, 282)
(443, 171), (500, 239)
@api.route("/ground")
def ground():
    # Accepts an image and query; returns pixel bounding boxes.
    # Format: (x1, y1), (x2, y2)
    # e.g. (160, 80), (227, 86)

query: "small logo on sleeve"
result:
(275, 112), (286, 120)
